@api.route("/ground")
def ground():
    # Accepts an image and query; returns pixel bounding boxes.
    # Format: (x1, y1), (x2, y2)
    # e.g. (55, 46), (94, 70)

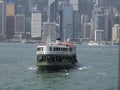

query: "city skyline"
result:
(0, 0), (119, 43)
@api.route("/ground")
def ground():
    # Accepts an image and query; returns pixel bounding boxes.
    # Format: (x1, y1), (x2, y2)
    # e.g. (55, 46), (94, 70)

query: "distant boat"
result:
(87, 41), (104, 46)
(36, 39), (78, 71)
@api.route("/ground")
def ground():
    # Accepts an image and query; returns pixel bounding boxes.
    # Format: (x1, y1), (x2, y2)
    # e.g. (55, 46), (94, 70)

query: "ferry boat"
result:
(36, 39), (78, 71)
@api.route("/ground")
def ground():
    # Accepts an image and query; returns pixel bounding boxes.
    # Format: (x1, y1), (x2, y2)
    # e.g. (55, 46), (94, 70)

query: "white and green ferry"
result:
(36, 40), (78, 71)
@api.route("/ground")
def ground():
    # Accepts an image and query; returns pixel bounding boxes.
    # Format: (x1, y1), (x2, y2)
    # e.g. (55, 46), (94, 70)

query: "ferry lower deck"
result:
(36, 54), (77, 70)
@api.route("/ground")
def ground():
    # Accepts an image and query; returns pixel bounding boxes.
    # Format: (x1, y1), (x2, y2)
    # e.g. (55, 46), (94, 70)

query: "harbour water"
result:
(0, 42), (118, 90)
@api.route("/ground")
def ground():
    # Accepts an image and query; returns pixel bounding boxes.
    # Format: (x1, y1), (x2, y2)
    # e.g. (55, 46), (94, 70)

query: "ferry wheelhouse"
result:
(36, 41), (77, 70)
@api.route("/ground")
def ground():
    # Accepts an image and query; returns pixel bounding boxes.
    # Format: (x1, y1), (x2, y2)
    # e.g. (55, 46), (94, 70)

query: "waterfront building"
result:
(69, 0), (79, 11)
(81, 14), (89, 38)
(73, 11), (81, 40)
(0, 0), (6, 39)
(62, 4), (73, 41)
(14, 14), (25, 39)
(83, 23), (92, 40)
(104, 8), (110, 41)
(112, 24), (120, 42)
(6, 1), (15, 39)
(108, 7), (117, 40)
(69, 0), (80, 41)
(42, 22), (57, 42)
(31, 11), (42, 38)
(6, 16), (14, 39)
(94, 8), (105, 32)
(92, 7), (110, 41)
(94, 30), (104, 41)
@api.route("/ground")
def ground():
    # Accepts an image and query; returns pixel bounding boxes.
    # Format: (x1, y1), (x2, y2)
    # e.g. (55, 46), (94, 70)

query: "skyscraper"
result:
(42, 22), (57, 42)
(92, 7), (110, 41)
(0, 0), (6, 39)
(78, 0), (94, 16)
(62, 4), (73, 41)
(69, 0), (79, 11)
(84, 23), (92, 40)
(81, 14), (89, 39)
(6, 2), (14, 16)
(14, 14), (25, 39)
(73, 11), (81, 40)
(70, 0), (81, 41)
(112, 24), (120, 42)
(6, 0), (15, 39)
(31, 8), (42, 38)
(49, 0), (59, 22)
(104, 8), (109, 41)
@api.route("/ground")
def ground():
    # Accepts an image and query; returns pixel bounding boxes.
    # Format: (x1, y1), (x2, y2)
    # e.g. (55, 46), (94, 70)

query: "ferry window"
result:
(56, 47), (59, 51)
(41, 47), (43, 51)
(70, 48), (72, 52)
(66, 48), (68, 51)
(37, 48), (40, 51)
(53, 48), (55, 51)
(65, 48), (67, 51)
(63, 48), (67, 51)
(49, 47), (52, 51)
(59, 48), (60, 51)
(37, 47), (41, 51)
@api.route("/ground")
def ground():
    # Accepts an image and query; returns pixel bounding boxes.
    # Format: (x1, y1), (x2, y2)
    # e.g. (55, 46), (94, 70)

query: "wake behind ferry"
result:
(36, 39), (78, 71)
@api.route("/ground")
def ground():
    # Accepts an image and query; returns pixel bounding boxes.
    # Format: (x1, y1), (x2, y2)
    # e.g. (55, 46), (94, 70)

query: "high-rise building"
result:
(69, 0), (80, 41)
(92, 7), (110, 41)
(0, 0), (6, 39)
(28, 0), (32, 13)
(78, 0), (94, 16)
(42, 22), (57, 42)
(112, 24), (120, 42)
(31, 12), (42, 38)
(104, 8), (110, 41)
(6, 16), (14, 39)
(108, 7), (116, 40)
(83, 23), (92, 40)
(14, 14), (25, 39)
(69, 0), (79, 11)
(49, 0), (59, 22)
(94, 8), (105, 31)
(94, 30), (104, 41)
(81, 14), (89, 38)
(63, 4), (73, 41)
(6, 4), (14, 16)
(61, 3), (73, 41)
(114, 14), (120, 24)
(15, 0), (32, 14)
(6, 1), (15, 39)
(73, 11), (81, 40)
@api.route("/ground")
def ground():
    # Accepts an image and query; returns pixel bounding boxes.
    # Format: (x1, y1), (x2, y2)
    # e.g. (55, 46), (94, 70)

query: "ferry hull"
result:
(37, 62), (75, 71)
(36, 58), (77, 71)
